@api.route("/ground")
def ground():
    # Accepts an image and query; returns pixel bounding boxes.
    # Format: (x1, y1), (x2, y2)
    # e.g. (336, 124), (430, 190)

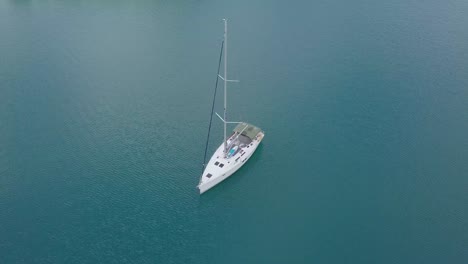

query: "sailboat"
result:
(197, 19), (265, 194)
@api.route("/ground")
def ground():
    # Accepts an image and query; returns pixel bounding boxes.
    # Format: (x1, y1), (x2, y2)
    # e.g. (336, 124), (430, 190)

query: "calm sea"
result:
(1, 0), (467, 263)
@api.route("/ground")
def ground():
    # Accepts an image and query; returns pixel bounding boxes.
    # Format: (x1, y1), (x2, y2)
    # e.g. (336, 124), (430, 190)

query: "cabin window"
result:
(219, 163), (224, 168)
(206, 173), (212, 178)
(215, 161), (219, 165)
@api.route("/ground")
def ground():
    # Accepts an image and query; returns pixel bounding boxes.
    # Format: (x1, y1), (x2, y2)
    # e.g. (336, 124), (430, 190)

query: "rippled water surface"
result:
(1, 0), (467, 263)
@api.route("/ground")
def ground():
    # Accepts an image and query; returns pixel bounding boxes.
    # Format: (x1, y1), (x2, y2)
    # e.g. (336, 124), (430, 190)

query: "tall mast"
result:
(223, 19), (228, 154)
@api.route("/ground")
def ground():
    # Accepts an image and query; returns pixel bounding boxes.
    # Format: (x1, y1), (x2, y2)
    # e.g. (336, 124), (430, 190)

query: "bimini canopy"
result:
(233, 122), (262, 140)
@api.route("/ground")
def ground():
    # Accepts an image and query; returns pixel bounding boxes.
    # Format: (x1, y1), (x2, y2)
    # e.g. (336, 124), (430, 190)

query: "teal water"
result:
(1, 0), (468, 263)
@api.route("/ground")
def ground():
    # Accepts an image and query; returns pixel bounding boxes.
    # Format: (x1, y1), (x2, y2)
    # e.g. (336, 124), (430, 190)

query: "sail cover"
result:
(233, 122), (262, 140)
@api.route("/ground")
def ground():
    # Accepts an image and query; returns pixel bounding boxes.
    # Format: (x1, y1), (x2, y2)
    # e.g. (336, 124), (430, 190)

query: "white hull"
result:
(198, 131), (264, 194)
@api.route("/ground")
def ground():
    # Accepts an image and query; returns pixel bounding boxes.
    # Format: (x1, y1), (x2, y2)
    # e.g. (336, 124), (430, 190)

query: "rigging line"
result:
(201, 40), (224, 177)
